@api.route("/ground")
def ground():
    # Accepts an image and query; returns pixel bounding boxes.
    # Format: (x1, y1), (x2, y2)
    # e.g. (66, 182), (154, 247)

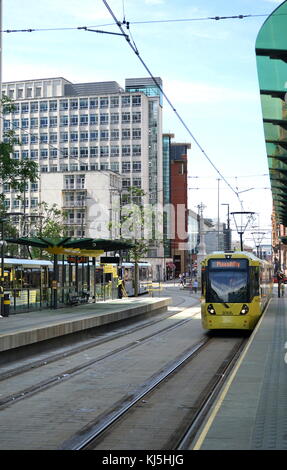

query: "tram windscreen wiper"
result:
(221, 302), (230, 308)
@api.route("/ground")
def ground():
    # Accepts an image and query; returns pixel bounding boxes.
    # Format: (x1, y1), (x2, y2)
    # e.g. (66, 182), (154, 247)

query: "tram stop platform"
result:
(0, 296), (170, 360)
(193, 291), (287, 451)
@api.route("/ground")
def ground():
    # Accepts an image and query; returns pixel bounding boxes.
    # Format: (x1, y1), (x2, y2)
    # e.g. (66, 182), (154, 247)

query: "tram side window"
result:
(249, 267), (260, 298)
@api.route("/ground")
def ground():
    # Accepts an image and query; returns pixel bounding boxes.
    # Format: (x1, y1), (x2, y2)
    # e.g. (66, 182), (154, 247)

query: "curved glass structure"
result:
(256, 1), (287, 225)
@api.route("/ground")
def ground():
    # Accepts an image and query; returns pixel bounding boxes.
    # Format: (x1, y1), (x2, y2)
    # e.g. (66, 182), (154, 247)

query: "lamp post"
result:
(221, 203), (231, 250)
(251, 231), (266, 258)
(231, 211), (255, 251)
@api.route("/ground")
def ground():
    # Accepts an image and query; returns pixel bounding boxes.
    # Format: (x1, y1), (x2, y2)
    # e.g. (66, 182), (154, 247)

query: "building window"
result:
(111, 129), (119, 141)
(132, 161), (141, 172)
(40, 117), (48, 128)
(89, 98), (98, 109)
(60, 100), (69, 111)
(90, 147), (98, 157)
(100, 130), (109, 141)
(70, 115), (78, 126)
(122, 162), (131, 173)
(30, 134), (38, 145)
(80, 147), (89, 157)
(60, 115), (69, 127)
(60, 148), (69, 158)
(40, 133), (48, 144)
(40, 149), (48, 159)
(30, 150), (38, 160)
(50, 149), (58, 158)
(40, 101), (48, 112)
(60, 132), (68, 143)
(132, 95), (141, 106)
(110, 96), (119, 108)
(133, 178), (141, 187)
(111, 113), (119, 124)
(100, 113), (109, 125)
(49, 100), (57, 112)
(70, 99), (78, 110)
(30, 118), (38, 128)
(110, 145), (119, 157)
(80, 114), (89, 126)
(132, 144), (141, 156)
(71, 147), (78, 157)
(110, 162), (119, 172)
(90, 131), (98, 141)
(100, 97), (109, 108)
(21, 102), (29, 113)
(100, 146), (109, 157)
(122, 129), (130, 140)
(90, 114), (98, 125)
(30, 102), (39, 113)
(70, 132), (78, 142)
(80, 132), (89, 142)
(132, 128), (141, 140)
(80, 99), (88, 109)
(122, 178), (131, 188)
(122, 112), (130, 123)
(132, 112), (141, 123)
(122, 96), (130, 107)
(122, 145), (130, 156)
(49, 116), (57, 127)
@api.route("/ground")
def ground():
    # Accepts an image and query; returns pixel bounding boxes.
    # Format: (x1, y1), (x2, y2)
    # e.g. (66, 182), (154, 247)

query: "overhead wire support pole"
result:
(102, 0), (241, 204)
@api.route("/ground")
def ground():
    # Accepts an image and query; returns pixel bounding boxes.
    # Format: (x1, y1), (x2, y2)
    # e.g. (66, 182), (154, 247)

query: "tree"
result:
(109, 187), (152, 296)
(0, 96), (38, 200)
(29, 202), (68, 259)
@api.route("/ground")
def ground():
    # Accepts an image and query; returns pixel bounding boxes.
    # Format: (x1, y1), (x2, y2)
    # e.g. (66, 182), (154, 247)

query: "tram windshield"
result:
(206, 260), (249, 303)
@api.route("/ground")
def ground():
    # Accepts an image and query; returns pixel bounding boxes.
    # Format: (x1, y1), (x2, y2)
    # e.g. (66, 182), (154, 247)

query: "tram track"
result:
(0, 297), (250, 450)
(0, 291), (197, 383)
(0, 303), (201, 410)
(60, 334), (248, 450)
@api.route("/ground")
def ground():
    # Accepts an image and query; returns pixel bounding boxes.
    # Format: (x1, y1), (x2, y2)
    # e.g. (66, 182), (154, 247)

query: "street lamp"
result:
(221, 203), (231, 250)
(251, 231), (266, 258)
(231, 211), (255, 251)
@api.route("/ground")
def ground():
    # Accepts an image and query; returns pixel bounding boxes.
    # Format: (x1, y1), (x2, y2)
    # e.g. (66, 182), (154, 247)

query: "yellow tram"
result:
(201, 252), (273, 330)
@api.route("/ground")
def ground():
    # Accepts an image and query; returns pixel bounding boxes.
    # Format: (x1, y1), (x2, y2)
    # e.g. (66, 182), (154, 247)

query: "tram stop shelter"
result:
(256, 0), (287, 226)
(4, 236), (134, 310)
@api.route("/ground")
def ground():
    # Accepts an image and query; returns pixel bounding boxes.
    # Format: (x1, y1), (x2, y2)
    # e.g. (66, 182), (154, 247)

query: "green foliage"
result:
(0, 96), (39, 196)
(30, 202), (67, 259)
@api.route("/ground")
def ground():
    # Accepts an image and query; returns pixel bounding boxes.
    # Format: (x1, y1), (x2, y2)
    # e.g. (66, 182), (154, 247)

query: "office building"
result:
(1, 77), (164, 274)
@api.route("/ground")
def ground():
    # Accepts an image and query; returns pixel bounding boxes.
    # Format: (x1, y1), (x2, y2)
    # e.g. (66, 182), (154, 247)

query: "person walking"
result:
(193, 279), (198, 294)
(281, 281), (285, 297)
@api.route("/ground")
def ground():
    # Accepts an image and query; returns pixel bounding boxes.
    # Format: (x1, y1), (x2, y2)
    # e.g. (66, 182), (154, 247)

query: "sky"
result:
(1, 0), (284, 247)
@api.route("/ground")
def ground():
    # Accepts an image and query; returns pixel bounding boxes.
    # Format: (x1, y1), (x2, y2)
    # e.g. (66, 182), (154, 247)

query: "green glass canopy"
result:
(256, 0), (287, 225)
(5, 237), (134, 255)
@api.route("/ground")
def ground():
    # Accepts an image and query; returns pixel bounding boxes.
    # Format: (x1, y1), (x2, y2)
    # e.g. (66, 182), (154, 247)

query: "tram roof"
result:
(255, 0), (287, 226)
(5, 236), (134, 255)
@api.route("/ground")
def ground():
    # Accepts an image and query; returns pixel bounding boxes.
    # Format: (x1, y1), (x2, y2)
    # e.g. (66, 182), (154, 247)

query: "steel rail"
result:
(60, 338), (210, 450)
(0, 307), (201, 409)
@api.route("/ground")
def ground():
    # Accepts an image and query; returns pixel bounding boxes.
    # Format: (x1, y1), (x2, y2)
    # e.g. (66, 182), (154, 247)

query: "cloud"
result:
(164, 79), (257, 105)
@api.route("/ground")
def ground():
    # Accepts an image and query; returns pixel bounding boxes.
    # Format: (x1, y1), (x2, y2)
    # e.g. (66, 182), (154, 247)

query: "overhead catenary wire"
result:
(101, 0), (242, 205)
(0, 12), (274, 33)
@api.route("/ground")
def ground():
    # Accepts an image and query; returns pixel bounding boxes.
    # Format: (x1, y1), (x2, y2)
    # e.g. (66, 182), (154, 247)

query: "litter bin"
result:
(2, 293), (10, 317)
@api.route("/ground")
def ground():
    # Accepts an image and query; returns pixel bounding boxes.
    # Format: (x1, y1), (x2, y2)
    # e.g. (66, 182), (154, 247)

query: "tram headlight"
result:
(207, 304), (216, 315)
(240, 304), (249, 315)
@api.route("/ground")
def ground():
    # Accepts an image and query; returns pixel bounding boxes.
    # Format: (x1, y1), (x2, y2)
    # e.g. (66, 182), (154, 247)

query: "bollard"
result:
(3, 293), (10, 317)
